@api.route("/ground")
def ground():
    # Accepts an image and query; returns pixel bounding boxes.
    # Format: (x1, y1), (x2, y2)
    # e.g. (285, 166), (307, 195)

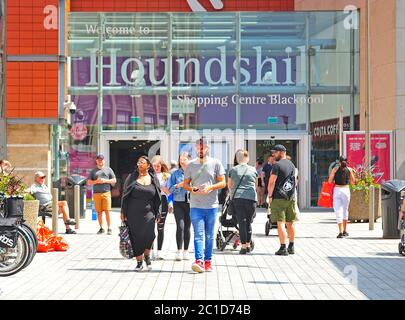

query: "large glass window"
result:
(68, 11), (358, 133)
(68, 11), (360, 207)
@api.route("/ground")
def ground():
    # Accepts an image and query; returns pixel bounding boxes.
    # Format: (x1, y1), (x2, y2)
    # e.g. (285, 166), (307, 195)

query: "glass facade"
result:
(67, 11), (360, 206)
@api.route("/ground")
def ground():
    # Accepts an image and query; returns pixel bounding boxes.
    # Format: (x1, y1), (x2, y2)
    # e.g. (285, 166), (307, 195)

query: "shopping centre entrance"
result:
(249, 140), (299, 167)
(246, 134), (310, 208)
(109, 140), (161, 207)
(101, 133), (310, 208)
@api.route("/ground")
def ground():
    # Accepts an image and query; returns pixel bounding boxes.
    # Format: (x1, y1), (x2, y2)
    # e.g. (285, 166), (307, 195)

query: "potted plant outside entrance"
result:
(0, 169), (25, 218)
(348, 165), (381, 222)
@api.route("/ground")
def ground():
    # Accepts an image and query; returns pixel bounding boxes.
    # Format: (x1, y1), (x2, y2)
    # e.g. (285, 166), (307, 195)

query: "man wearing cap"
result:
(183, 137), (226, 273)
(88, 154), (117, 235)
(267, 145), (298, 256)
(30, 171), (76, 234)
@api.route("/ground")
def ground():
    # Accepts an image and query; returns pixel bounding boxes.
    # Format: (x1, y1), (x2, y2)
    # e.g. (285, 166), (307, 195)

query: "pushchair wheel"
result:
(399, 243), (405, 256)
(265, 221), (271, 236)
(233, 239), (239, 250)
(216, 235), (226, 251)
(220, 240), (227, 251)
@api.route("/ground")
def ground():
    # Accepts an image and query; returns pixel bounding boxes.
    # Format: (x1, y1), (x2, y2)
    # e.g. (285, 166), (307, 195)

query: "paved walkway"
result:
(1, 209), (404, 300)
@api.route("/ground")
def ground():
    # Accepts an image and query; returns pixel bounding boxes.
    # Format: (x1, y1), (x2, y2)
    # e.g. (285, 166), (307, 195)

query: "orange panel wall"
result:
(6, 62), (58, 118)
(70, 0), (294, 12)
(6, 0), (59, 55)
(5, 0), (60, 119)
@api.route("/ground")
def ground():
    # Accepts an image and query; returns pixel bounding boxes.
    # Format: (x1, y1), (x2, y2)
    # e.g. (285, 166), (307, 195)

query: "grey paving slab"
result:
(1, 209), (405, 300)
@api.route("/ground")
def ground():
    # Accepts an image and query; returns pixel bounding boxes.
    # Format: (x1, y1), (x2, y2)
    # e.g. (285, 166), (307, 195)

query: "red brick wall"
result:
(70, 0), (294, 12)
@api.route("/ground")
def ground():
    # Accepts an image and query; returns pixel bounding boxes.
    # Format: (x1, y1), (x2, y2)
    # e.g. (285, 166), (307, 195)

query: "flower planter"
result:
(23, 200), (40, 232)
(348, 188), (381, 222)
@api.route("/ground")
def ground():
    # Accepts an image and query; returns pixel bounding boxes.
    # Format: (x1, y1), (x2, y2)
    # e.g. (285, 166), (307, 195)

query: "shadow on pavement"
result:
(214, 251), (270, 256)
(87, 258), (126, 261)
(373, 252), (403, 257)
(345, 237), (389, 241)
(67, 268), (187, 274)
(328, 256), (405, 299)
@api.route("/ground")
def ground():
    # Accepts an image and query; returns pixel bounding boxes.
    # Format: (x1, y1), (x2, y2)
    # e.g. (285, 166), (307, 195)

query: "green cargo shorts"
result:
(270, 199), (297, 223)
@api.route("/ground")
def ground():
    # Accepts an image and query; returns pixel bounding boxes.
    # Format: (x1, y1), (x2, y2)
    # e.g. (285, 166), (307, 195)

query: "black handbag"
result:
(118, 222), (134, 259)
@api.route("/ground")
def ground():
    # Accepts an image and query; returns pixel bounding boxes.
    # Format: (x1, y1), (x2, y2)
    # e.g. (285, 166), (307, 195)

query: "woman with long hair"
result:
(151, 155), (171, 260)
(169, 152), (192, 261)
(328, 156), (356, 238)
(121, 156), (162, 271)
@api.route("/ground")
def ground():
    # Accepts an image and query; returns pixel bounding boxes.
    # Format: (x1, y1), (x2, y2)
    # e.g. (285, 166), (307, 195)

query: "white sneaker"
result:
(175, 251), (182, 261)
(183, 251), (190, 261)
(156, 250), (164, 260)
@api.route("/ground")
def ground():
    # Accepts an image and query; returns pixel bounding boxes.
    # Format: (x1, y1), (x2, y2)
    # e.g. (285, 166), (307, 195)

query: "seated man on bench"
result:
(30, 171), (76, 234)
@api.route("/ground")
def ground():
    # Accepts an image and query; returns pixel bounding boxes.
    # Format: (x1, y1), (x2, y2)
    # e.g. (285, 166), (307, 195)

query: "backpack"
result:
(276, 170), (296, 201)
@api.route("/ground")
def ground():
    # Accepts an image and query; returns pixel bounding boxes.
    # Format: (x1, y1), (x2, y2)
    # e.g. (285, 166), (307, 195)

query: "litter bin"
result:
(65, 175), (87, 219)
(381, 180), (405, 239)
(52, 177), (67, 201)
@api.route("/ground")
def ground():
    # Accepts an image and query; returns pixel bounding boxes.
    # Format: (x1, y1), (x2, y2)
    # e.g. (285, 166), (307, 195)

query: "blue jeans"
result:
(190, 208), (217, 261)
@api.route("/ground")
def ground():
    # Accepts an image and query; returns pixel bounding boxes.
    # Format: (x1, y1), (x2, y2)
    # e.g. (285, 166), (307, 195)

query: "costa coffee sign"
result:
(311, 116), (359, 143)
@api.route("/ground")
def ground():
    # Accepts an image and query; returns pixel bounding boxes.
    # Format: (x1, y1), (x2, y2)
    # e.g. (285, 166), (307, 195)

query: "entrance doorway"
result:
(247, 140), (299, 167)
(109, 140), (161, 207)
(245, 137), (309, 208)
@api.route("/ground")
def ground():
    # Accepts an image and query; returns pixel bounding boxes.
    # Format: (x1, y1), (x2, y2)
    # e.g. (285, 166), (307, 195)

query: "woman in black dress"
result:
(121, 156), (162, 272)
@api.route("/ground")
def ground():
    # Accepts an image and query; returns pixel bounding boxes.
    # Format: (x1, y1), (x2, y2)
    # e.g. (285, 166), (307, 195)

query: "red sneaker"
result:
(192, 260), (205, 273)
(204, 260), (213, 272)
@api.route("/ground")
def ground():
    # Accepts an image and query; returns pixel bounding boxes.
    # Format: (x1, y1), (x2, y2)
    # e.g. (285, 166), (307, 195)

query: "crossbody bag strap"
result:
(231, 167), (249, 200)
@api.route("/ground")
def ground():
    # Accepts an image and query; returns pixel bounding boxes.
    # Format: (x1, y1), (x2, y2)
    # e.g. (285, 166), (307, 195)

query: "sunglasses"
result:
(39, 176), (46, 179)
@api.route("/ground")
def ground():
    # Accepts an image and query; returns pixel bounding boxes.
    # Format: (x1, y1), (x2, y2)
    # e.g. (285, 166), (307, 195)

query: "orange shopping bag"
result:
(317, 182), (335, 208)
(36, 221), (69, 252)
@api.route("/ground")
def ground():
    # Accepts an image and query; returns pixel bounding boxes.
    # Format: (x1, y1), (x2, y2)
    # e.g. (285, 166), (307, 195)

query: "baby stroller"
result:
(215, 196), (255, 252)
(265, 206), (278, 236)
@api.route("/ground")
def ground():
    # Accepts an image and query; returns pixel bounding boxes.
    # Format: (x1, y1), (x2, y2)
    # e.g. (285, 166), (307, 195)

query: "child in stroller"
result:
(215, 197), (255, 252)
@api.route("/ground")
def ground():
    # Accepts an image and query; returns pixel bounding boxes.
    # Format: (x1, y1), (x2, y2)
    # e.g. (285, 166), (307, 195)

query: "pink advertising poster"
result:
(344, 132), (392, 184)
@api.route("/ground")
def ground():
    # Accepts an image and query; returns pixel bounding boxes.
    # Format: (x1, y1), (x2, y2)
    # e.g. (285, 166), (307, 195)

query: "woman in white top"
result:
(151, 155), (171, 260)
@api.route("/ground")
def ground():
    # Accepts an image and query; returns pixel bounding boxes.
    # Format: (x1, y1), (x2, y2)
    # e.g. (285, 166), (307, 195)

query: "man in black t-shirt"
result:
(267, 145), (298, 256)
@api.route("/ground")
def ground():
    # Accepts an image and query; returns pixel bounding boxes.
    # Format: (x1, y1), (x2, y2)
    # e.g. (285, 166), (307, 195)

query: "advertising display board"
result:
(343, 132), (393, 184)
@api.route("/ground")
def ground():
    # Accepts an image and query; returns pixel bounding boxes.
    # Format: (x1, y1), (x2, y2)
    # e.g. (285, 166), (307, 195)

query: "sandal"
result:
(66, 228), (77, 234)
